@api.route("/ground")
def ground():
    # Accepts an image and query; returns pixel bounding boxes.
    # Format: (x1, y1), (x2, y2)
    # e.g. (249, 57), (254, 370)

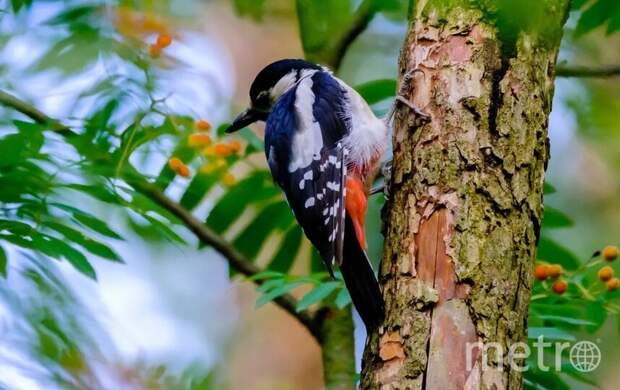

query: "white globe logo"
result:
(570, 341), (601, 372)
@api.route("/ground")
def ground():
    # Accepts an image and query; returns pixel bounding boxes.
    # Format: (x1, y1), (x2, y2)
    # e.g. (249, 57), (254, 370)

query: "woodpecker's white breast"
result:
(337, 80), (387, 168)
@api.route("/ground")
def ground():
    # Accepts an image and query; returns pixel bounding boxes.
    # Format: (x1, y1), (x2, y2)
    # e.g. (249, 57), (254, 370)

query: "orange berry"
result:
(229, 139), (242, 153)
(156, 34), (172, 48)
(598, 266), (614, 282)
(222, 172), (236, 186)
(188, 133), (212, 147)
(534, 265), (549, 281)
(195, 119), (211, 131)
(175, 164), (191, 178)
(547, 264), (562, 278)
(168, 157), (183, 170)
(213, 143), (234, 157)
(603, 245), (618, 261)
(552, 280), (568, 295)
(148, 44), (161, 58)
(607, 277), (620, 291)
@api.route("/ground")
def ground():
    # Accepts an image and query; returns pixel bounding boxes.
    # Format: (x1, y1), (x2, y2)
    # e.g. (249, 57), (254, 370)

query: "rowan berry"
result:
(598, 266), (614, 282)
(552, 280), (567, 295)
(603, 246), (618, 261)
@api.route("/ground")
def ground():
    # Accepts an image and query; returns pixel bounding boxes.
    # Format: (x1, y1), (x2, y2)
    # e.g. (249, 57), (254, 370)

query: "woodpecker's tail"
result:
(340, 216), (385, 330)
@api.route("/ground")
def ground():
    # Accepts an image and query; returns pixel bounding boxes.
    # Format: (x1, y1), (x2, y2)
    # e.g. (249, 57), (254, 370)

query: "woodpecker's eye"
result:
(252, 90), (272, 111)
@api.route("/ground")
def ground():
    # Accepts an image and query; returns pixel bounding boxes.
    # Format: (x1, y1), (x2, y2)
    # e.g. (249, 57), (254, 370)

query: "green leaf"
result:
(206, 171), (279, 234)
(0, 245), (6, 277)
(310, 248), (325, 273)
(334, 287), (351, 309)
(297, 281), (341, 312)
(524, 368), (570, 390)
(179, 174), (220, 210)
(534, 315), (596, 327)
(233, 201), (294, 260)
(44, 221), (122, 262)
(72, 213), (122, 240)
(0, 130), (43, 168)
(32, 29), (115, 74)
(256, 281), (304, 308)
(248, 271), (286, 281)
(257, 278), (287, 293)
(266, 227), (303, 272)
(233, 0), (267, 20)
(537, 237), (580, 270)
(45, 238), (97, 279)
(10, 0), (32, 12)
(528, 327), (576, 341)
(238, 127), (264, 154)
(142, 214), (186, 244)
(608, 6), (620, 33)
(64, 183), (119, 204)
(543, 182), (556, 195)
(6, 233), (97, 279)
(297, 0), (355, 59)
(542, 207), (573, 229)
(574, 0), (618, 37)
(354, 79), (397, 105)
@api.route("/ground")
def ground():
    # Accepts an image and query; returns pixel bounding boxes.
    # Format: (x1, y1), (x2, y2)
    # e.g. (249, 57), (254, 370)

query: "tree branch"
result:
(556, 64), (620, 78)
(135, 181), (321, 340)
(0, 90), (75, 135)
(301, 0), (377, 69)
(0, 88), (321, 342)
(329, 0), (376, 70)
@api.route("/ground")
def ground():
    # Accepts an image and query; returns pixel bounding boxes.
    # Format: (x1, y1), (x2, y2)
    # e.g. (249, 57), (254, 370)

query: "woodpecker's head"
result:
(226, 59), (323, 133)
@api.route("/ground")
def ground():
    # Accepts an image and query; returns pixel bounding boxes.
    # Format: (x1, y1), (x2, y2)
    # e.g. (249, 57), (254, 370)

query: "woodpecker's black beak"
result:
(225, 108), (267, 133)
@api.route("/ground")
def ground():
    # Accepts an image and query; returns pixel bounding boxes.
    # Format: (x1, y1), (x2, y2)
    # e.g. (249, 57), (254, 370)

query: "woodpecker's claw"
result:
(369, 184), (384, 196)
(369, 160), (392, 198)
(395, 95), (431, 121)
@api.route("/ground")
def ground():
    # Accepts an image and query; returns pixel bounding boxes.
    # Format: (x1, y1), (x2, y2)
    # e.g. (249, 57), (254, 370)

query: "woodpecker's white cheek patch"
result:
(270, 70), (298, 101)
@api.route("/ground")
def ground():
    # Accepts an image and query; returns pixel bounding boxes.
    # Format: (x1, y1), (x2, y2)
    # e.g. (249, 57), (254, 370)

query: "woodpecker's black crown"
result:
(249, 59), (322, 110)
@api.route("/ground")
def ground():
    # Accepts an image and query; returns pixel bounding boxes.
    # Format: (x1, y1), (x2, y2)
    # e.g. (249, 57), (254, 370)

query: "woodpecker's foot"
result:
(369, 161), (392, 198)
(369, 184), (384, 196)
(395, 95), (431, 122)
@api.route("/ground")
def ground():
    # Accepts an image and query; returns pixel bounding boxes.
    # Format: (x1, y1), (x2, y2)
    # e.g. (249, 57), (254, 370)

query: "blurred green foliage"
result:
(0, 0), (619, 388)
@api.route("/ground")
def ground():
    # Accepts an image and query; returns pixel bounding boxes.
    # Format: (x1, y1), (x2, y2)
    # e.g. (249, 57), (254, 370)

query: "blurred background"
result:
(0, 0), (619, 389)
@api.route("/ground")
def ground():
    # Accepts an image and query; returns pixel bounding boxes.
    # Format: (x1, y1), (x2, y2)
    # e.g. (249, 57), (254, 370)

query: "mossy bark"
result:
(361, 1), (569, 389)
(318, 307), (357, 390)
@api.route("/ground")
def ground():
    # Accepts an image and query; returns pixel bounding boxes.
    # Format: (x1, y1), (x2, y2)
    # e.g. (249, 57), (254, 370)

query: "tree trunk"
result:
(361, 1), (569, 389)
(318, 307), (356, 389)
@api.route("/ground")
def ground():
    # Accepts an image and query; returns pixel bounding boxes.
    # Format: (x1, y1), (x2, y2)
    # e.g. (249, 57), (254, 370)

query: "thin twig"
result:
(556, 65), (620, 78)
(0, 88), (321, 342)
(0, 90), (75, 135)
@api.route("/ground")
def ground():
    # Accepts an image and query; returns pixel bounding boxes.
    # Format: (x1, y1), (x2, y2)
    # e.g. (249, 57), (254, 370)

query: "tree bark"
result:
(361, 1), (569, 389)
(318, 307), (357, 390)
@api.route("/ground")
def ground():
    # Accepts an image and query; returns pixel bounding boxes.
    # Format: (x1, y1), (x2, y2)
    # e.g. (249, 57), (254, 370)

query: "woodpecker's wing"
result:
(265, 71), (350, 276)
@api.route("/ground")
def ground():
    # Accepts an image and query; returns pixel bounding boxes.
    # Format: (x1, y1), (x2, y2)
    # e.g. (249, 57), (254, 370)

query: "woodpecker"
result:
(226, 59), (386, 330)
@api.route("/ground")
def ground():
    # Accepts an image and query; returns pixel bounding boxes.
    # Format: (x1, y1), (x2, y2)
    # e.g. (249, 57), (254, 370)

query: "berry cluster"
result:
(534, 245), (619, 296)
(167, 119), (243, 187)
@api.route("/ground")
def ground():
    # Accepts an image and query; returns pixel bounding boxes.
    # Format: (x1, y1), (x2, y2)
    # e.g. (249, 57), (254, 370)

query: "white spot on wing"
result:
(305, 197), (315, 208)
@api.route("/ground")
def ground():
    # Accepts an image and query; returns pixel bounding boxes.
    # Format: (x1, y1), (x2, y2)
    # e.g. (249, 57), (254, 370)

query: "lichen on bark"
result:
(361, 1), (569, 389)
